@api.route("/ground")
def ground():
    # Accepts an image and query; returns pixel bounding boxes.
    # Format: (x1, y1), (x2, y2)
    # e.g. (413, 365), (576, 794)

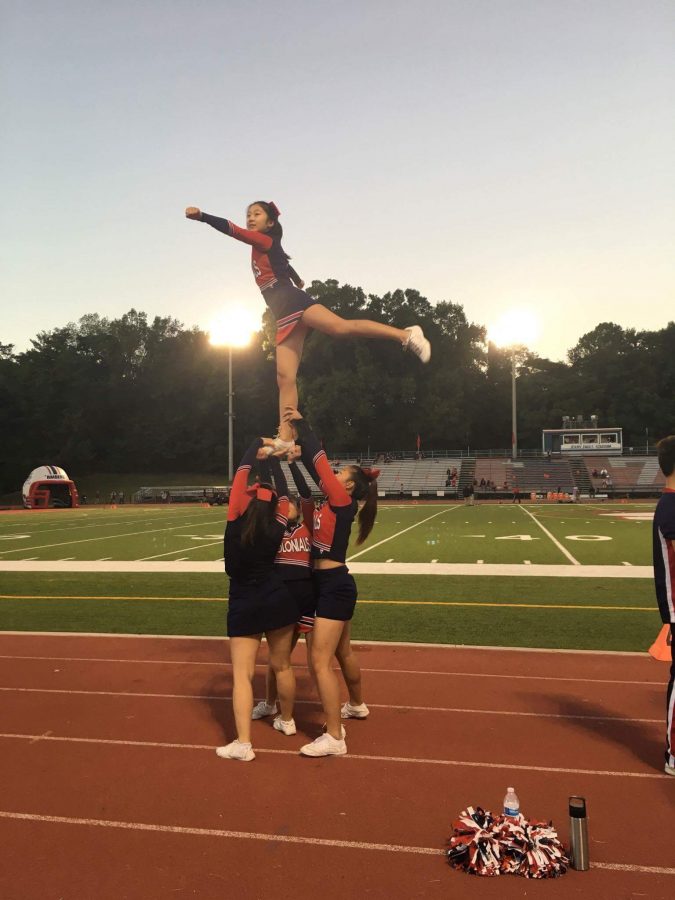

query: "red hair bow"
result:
(268, 201), (281, 219)
(246, 485), (275, 502)
(361, 467), (381, 481)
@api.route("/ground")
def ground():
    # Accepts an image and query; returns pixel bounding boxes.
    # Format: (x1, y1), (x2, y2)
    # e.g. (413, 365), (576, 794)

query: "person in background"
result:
(652, 436), (675, 776)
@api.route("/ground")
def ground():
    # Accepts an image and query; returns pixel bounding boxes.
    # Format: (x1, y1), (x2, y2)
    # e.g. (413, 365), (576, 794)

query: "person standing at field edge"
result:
(652, 435), (675, 776)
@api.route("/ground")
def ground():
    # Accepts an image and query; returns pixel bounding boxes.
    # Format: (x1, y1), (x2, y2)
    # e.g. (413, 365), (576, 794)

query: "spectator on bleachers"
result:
(463, 483), (475, 506)
(600, 467), (608, 478)
(479, 477), (486, 487)
(592, 468), (599, 478)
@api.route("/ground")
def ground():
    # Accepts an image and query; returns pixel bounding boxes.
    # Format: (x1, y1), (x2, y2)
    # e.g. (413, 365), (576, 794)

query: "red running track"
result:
(0, 632), (673, 899)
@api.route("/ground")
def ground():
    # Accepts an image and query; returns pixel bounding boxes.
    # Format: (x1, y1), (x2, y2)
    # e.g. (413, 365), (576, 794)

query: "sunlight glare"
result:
(208, 305), (258, 348)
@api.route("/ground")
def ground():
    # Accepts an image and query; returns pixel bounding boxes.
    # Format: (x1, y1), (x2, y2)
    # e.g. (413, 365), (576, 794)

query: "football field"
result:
(0, 502), (662, 651)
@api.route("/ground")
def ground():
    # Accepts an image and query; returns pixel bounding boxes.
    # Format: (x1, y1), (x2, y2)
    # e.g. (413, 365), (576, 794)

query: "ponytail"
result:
(347, 466), (379, 545)
(240, 489), (279, 546)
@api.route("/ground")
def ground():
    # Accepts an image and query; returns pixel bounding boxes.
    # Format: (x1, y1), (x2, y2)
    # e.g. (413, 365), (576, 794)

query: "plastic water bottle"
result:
(503, 787), (520, 818)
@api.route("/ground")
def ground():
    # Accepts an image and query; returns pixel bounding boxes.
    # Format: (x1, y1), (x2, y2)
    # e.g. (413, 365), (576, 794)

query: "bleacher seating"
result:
(474, 459), (574, 493)
(280, 458), (462, 496)
(585, 456), (664, 490)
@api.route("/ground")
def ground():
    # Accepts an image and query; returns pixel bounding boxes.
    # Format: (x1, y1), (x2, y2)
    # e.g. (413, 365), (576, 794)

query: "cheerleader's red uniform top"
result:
(294, 419), (357, 564)
(198, 210), (317, 345)
(224, 438), (289, 582)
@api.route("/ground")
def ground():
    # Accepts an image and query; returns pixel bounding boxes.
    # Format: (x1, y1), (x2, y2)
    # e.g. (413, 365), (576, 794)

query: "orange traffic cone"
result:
(648, 625), (672, 662)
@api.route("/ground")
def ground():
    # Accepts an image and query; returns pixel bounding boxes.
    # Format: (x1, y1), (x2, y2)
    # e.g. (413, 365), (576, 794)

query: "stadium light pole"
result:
(209, 307), (258, 483)
(488, 309), (540, 461)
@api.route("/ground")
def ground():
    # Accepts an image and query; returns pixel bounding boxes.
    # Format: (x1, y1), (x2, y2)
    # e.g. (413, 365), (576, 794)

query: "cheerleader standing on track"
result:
(285, 407), (376, 757)
(218, 438), (299, 761)
(252, 456), (317, 726)
(185, 202), (431, 446)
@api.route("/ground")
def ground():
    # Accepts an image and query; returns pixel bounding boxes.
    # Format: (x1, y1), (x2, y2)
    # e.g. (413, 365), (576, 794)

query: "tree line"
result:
(1, 279), (672, 491)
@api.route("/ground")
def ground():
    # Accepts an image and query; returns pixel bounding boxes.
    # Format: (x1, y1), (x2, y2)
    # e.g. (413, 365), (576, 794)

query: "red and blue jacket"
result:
(295, 419), (357, 564)
(224, 439), (289, 582)
(199, 212), (302, 293)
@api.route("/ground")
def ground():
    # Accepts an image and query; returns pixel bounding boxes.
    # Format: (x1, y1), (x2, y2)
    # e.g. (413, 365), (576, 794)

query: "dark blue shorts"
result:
(227, 574), (300, 638)
(313, 566), (357, 622)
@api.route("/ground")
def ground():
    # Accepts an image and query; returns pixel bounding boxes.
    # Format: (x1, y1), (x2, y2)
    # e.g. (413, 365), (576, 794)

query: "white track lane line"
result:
(0, 810), (671, 874)
(519, 505), (580, 565)
(0, 732), (666, 778)
(0, 687), (660, 725)
(0, 654), (664, 686)
(0, 519), (221, 556)
(347, 506), (458, 561)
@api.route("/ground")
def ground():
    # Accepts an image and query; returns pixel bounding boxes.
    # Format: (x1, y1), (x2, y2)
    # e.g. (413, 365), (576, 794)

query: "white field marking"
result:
(622, 561), (633, 566)
(139, 535), (223, 571)
(0, 534), (31, 540)
(0, 511), (217, 537)
(0, 630), (651, 656)
(0, 686), (660, 725)
(0, 732), (666, 779)
(386, 558), (394, 563)
(477, 559), (484, 564)
(0, 519), (222, 556)
(524, 560), (531, 564)
(518, 505), (580, 565)
(346, 507), (458, 561)
(58, 558), (75, 561)
(0, 810), (671, 874)
(0, 560), (654, 577)
(431, 558), (438, 563)
(0, 654), (663, 685)
(97, 558), (112, 561)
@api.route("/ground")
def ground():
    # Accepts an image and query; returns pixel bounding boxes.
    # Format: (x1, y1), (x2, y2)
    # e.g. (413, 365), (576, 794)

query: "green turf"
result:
(0, 572), (661, 651)
(0, 502), (655, 565)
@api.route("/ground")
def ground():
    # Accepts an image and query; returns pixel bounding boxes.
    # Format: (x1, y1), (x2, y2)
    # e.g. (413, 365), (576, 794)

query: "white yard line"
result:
(347, 507), (458, 561)
(138, 540), (223, 562)
(0, 520), (220, 556)
(519, 505), (581, 565)
(0, 686), (660, 724)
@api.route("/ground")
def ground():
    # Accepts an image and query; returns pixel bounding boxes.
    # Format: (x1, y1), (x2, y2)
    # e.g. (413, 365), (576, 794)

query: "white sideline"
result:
(0, 686), (661, 725)
(0, 732), (667, 779)
(0, 559), (653, 577)
(0, 810), (672, 875)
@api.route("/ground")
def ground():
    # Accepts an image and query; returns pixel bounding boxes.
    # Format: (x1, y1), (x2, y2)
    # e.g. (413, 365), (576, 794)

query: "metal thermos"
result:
(569, 796), (590, 871)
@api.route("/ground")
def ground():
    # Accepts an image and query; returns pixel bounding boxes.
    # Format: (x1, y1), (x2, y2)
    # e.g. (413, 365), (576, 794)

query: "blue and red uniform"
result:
(199, 212), (318, 345)
(653, 487), (675, 768)
(274, 460), (316, 632)
(295, 418), (359, 622)
(224, 439), (299, 637)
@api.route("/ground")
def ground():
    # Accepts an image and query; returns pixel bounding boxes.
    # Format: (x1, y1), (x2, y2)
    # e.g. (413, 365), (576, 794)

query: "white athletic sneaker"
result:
(322, 722), (347, 739)
(272, 436), (295, 452)
(341, 701), (369, 719)
(300, 732), (347, 757)
(404, 325), (431, 363)
(273, 715), (297, 736)
(215, 739), (255, 761)
(252, 700), (278, 720)
(665, 763), (675, 776)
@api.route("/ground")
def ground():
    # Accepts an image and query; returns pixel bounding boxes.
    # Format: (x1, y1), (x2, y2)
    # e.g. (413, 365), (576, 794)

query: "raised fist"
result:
(185, 207), (201, 219)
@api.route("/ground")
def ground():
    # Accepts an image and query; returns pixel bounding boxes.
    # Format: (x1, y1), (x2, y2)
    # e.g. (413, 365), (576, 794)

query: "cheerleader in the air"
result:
(185, 201), (431, 447)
